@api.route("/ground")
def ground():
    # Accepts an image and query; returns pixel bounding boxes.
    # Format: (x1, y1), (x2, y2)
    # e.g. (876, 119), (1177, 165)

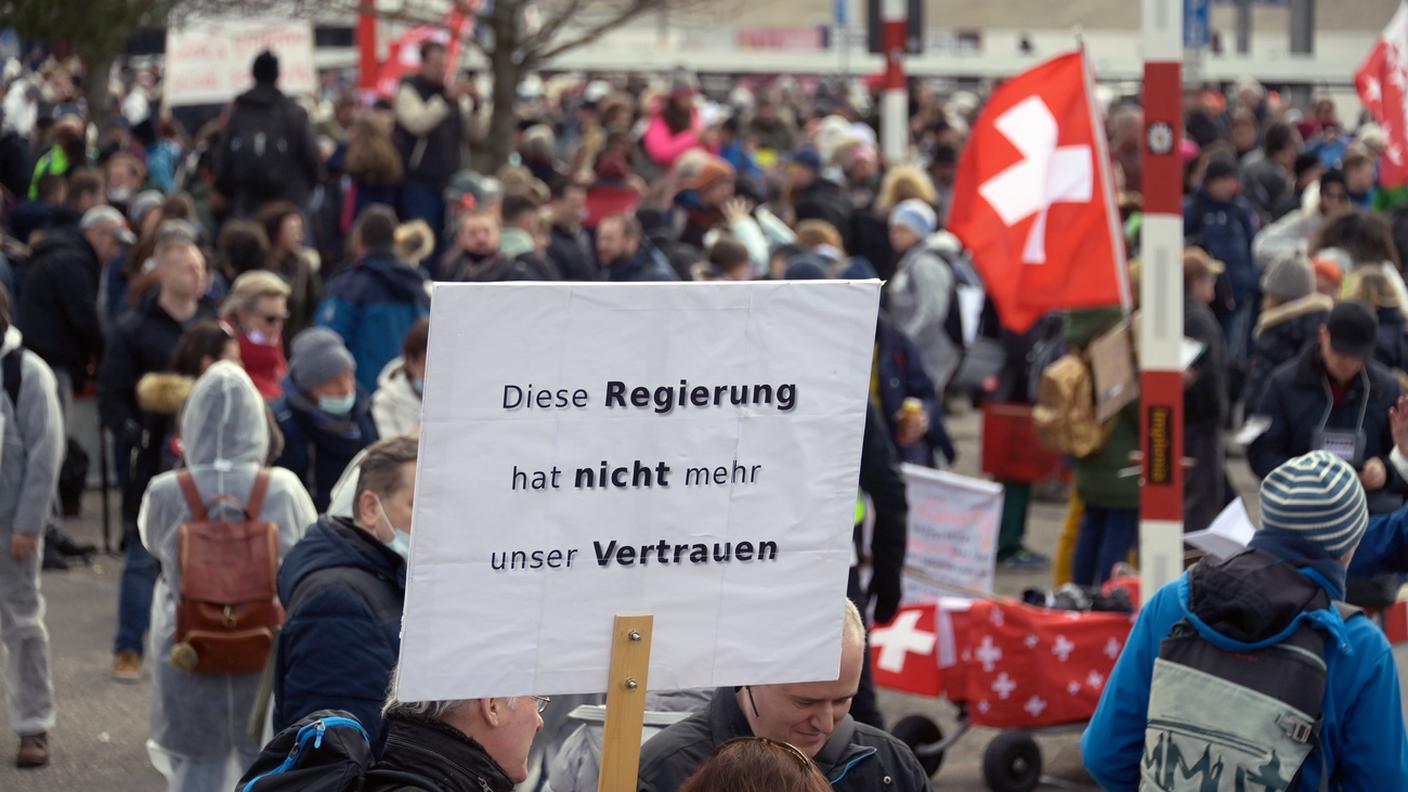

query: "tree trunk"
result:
(82, 48), (116, 145)
(481, 0), (524, 172)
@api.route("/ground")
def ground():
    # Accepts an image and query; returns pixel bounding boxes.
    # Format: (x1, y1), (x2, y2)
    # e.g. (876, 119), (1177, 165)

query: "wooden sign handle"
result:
(597, 614), (654, 792)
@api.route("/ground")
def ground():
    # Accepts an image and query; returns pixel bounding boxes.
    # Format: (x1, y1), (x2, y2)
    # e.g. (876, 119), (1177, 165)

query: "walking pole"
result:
(99, 428), (112, 555)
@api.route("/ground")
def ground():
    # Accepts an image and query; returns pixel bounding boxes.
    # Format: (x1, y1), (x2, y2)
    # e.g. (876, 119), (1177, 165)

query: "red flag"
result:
(373, 4), (477, 99)
(1357, 0), (1408, 187)
(947, 52), (1127, 333)
(870, 604), (943, 696)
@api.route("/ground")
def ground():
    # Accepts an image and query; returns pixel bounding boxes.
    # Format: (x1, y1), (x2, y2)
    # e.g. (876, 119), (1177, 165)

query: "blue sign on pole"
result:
(835, 0), (849, 27)
(1184, 0), (1212, 49)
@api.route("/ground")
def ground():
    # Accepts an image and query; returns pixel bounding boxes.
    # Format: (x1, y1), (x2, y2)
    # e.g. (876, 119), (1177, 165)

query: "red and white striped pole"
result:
(1139, 0), (1185, 597)
(357, 0), (379, 94)
(880, 0), (908, 163)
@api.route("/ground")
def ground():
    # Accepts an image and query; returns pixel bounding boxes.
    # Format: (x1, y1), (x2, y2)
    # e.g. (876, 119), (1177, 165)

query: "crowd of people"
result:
(0, 30), (1405, 792)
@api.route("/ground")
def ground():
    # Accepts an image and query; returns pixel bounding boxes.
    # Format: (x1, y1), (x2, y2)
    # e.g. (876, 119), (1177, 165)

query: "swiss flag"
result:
(870, 605), (943, 696)
(947, 52), (1127, 333)
(1357, 0), (1408, 187)
(373, 3), (477, 99)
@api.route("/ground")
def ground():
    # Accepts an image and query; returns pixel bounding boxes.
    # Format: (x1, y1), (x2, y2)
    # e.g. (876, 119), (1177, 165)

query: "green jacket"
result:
(1065, 307), (1141, 510)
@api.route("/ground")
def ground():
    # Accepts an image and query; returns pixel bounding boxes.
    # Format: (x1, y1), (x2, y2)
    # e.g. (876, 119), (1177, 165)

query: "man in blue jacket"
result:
(1082, 451), (1408, 790)
(273, 434), (418, 741)
(317, 205), (431, 394)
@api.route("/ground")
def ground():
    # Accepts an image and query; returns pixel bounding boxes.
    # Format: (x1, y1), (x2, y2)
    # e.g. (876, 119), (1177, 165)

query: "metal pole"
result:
(1235, 0), (1252, 55)
(880, 0), (907, 163)
(1139, 0), (1185, 598)
(1289, 0), (1315, 55)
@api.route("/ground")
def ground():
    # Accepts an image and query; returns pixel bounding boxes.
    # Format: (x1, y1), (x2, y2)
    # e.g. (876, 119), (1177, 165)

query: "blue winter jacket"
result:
(1082, 544), (1408, 791)
(271, 378), (379, 512)
(316, 251), (431, 394)
(1183, 189), (1259, 308)
(273, 515), (405, 742)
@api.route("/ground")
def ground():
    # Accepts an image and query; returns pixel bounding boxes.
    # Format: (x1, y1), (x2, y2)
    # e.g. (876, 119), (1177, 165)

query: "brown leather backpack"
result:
(170, 468), (284, 675)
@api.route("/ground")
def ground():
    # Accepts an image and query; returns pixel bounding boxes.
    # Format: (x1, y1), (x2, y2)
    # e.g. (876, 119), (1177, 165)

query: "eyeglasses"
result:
(531, 695), (551, 713)
(717, 736), (813, 769)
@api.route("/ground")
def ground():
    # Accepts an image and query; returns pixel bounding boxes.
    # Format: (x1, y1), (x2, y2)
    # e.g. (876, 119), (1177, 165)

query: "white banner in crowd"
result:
(163, 19), (315, 107)
(900, 465), (1003, 602)
(396, 281), (881, 701)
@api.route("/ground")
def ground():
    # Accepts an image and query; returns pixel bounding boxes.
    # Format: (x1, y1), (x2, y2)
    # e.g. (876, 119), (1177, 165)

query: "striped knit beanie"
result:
(1259, 451), (1368, 558)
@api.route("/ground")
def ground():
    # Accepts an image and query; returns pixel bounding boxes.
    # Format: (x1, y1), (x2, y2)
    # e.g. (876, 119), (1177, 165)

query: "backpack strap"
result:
(2, 346), (22, 410)
(177, 470), (209, 521)
(246, 469), (272, 519)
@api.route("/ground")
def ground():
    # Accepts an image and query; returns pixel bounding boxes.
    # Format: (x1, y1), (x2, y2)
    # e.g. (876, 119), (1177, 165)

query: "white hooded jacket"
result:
(139, 362), (316, 759)
(370, 357), (422, 438)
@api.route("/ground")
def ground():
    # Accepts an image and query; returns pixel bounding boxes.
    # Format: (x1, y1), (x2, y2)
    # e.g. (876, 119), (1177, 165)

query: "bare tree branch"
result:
(532, 0), (657, 64)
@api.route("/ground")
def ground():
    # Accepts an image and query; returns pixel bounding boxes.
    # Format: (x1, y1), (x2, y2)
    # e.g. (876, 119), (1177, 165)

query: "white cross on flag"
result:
(947, 51), (1127, 333)
(1358, 0), (1408, 186)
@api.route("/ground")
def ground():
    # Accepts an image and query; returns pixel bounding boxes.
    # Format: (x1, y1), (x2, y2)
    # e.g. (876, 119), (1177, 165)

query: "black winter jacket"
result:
(1374, 307), (1408, 379)
(637, 687), (933, 792)
(18, 228), (103, 384)
(394, 75), (463, 189)
(96, 293), (218, 441)
(274, 516), (406, 742)
(1244, 293), (1333, 411)
(362, 713), (515, 792)
(215, 82), (321, 212)
(1249, 344), (1404, 515)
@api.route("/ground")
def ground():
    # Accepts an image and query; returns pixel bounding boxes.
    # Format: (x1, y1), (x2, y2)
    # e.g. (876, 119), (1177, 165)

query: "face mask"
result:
(247, 329), (279, 347)
(318, 392), (356, 416)
(411, 377), (425, 396)
(108, 187), (132, 203)
(375, 495), (412, 560)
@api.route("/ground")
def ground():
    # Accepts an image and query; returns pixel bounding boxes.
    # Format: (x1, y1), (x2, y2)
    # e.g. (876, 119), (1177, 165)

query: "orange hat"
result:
(1312, 257), (1344, 289)
(684, 157), (736, 192)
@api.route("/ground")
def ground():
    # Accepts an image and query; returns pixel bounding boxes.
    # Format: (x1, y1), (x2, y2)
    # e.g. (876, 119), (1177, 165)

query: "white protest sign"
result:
(900, 465), (1002, 602)
(397, 281), (881, 701)
(164, 19), (315, 107)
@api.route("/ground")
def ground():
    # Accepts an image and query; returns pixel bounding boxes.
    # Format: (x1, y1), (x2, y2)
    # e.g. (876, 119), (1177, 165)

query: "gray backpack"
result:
(1140, 554), (1358, 792)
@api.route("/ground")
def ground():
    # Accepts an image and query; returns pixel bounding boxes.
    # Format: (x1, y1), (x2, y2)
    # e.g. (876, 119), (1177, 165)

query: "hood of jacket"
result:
(1179, 546), (1354, 656)
(1, 325), (21, 357)
(499, 228), (537, 259)
(181, 361), (269, 467)
(1254, 292), (1334, 337)
(281, 374), (374, 432)
(235, 82), (286, 109)
(136, 373), (194, 416)
(358, 251), (431, 303)
(374, 713), (515, 792)
(376, 358), (421, 402)
(277, 515), (405, 604)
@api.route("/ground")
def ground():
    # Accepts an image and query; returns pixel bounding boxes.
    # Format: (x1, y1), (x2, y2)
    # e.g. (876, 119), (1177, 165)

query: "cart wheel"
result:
(982, 730), (1042, 792)
(890, 715), (945, 777)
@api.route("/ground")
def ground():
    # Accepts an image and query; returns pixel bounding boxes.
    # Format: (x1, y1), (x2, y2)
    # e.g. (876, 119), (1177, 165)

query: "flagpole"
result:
(1138, 0), (1186, 599)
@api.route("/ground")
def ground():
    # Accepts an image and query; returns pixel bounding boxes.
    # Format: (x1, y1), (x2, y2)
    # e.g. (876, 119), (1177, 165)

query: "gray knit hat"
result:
(1260, 253), (1315, 301)
(1259, 451), (1369, 558)
(288, 327), (355, 392)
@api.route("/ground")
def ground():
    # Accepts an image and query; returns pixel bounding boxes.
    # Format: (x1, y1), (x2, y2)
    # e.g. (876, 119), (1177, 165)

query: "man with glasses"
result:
(637, 599), (933, 791)
(355, 687), (545, 792)
(1253, 169), (1353, 274)
(273, 435), (419, 744)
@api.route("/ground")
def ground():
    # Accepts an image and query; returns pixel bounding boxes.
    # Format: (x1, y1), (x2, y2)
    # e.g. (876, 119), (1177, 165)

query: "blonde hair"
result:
(874, 165), (938, 215)
(222, 270), (291, 319)
(795, 220), (845, 253)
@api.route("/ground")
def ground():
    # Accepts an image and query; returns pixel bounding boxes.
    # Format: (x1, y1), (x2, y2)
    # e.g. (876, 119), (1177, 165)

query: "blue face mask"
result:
(319, 392), (356, 416)
(375, 496), (411, 561)
(411, 377), (425, 396)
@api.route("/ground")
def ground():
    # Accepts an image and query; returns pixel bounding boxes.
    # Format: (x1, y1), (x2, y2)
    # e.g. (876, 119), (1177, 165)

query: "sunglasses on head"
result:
(718, 736), (813, 768)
